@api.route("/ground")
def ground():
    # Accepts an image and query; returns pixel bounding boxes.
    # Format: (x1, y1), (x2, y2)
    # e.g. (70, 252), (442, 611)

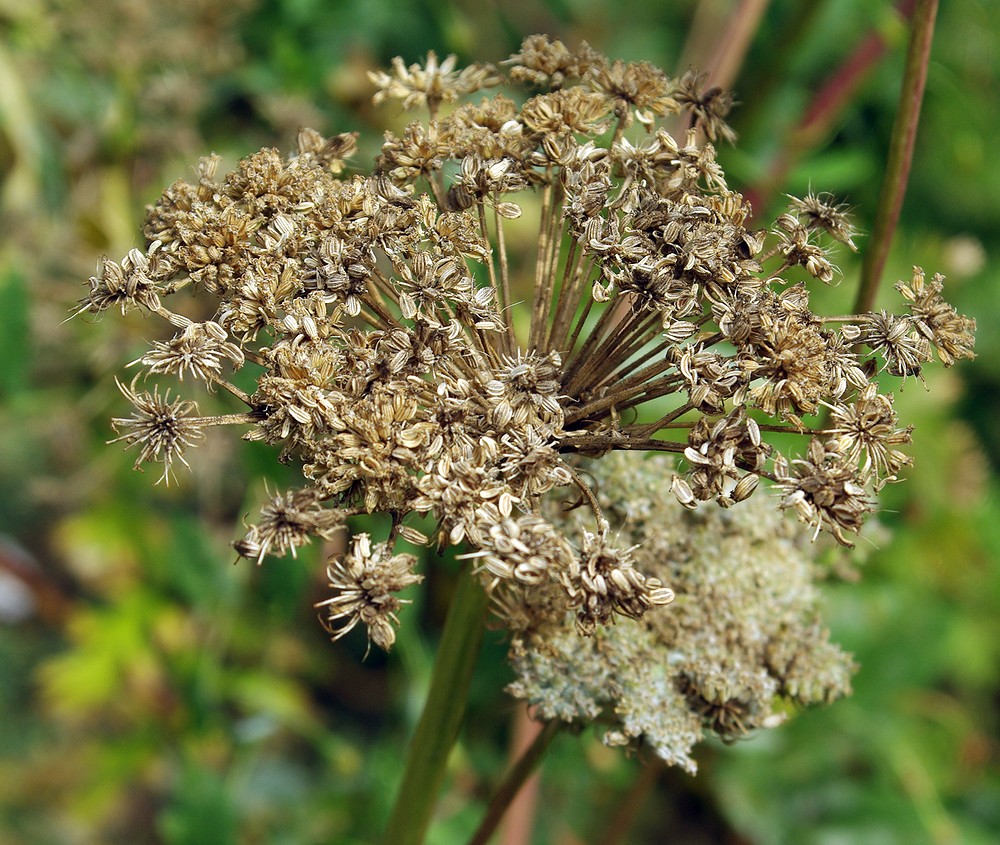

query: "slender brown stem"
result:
(369, 267), (403, 310)
(477, 203), (502, 314)
(559, 434), (687, 455)
(609, 114), (628, 147)
(493, 198), (517, 354)
(595, 760), (665, 845)
(465, 720), (561, 845)
(545, 238), (584, 352)
(631, 401), (695, 439)
(198, 412), (258, 427)
(561, 299), (627, 388)
(856, 0), (938, 314)
(498, 708), (544, 845)
(605, 379), (687, 418)
(703, 0), (771, 93)
(565, 373), (682, 425)
(567, 465), (606, 526)
(530, 179), (555, 350)
(241, 349), (267, 368)
(535, 188), (567, 351)
(362, 294), (400, 330)
(563, 298), (646, 393)
(734, 1), (832, 135)
(209, 378), (253, 405)
(563, 294), (596, 360)
(587, 313), (665, 392)
(607, 340), (675, 389)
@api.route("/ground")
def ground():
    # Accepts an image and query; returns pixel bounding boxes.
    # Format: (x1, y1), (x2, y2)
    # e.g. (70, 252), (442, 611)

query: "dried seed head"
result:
(108, 377), (205, 484)
(138, 321), (245, 382)
(235, 488), (347, 565)
(83, 38), (974, 657)
(80, 248), (163, 316)
(316, 534), (423, 650)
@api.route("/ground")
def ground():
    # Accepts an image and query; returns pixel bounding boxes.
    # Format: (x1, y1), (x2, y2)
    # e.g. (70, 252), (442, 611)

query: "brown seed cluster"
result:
(81, 36), (974, 651)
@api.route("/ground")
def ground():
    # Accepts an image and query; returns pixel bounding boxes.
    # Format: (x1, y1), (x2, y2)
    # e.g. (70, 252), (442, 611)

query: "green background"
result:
(0, 1), (997, 842)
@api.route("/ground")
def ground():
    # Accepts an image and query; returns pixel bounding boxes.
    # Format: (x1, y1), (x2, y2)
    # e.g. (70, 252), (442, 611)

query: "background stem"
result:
(498, 707), (544, 845)
(382, 565), (490, 845)
(596, 760), (664, 845)
(743, 0), (918, 220)
(466, 719), (560, 845)
(855, 0), (939, 313)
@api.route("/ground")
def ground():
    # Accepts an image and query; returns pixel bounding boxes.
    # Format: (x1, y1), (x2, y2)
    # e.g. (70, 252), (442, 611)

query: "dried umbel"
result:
(80, 36), (974, 651)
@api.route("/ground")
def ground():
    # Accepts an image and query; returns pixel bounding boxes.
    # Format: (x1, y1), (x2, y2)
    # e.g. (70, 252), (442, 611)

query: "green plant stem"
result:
(855, 0), (938, 314)
(466, 719), (561, 845)
(382, 564), (490, 845)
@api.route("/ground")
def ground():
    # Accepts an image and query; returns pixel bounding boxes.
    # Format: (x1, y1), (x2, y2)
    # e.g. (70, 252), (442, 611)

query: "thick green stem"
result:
(382, 565), (490, 845)
(855, 0), (938, 314)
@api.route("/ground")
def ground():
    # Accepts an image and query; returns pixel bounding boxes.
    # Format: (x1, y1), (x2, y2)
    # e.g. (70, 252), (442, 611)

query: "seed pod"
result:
(731, 473), (759, 502)
(671, 475), (698, 509)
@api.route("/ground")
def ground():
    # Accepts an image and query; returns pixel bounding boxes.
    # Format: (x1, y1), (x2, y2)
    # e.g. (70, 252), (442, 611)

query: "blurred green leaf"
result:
(0, 267), (30, 398)
(159, 765), (239, 845)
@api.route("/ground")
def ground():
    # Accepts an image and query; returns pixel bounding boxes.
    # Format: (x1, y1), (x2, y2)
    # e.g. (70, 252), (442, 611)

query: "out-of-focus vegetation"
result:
(0, 1), (996, 843)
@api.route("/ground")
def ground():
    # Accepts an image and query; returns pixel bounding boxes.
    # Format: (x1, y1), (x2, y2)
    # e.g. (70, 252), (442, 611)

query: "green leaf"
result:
(0, 265), (30, 398)
(160, 765), (239, 845)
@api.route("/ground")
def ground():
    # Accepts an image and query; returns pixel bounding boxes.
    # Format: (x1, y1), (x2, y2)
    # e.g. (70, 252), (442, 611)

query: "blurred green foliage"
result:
(0, 1), (997, 843)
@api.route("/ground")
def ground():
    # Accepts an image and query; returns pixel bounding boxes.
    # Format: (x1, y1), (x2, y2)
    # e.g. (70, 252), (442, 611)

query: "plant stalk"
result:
(596, 760), (664, 845)
(743, 0), (919, 220)
(382, 564), (490, 845)
(466, 719), (561, 845)
(855, 0), (938, 313)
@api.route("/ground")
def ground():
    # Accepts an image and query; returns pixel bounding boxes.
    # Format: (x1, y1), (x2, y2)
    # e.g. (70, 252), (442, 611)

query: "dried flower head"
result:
(108, 377), (207, 484)
(674, 69), (738, 145)
(505, 34), (603, 89)
(369, 51), (503, 115)
(137, 320), (245, 382)
(895, 266), (977, 366)
(235, 488), (348, 566)
(80, 248), (164, 316)
(315, 534), (422, 651)
(787, 190), (859, 251)
(82, 37), (974, 653)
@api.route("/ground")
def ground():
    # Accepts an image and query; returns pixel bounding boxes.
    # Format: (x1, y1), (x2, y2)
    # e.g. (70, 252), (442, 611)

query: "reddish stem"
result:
(499, 706), (544, 845)
(744, 0), (918, 219)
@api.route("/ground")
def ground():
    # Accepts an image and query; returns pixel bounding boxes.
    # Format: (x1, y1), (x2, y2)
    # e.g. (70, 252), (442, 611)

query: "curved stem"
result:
(466, 720), (561, 845)
(382, 564), (490, 845)
(493, 199), (517, 354)
(703, 0), (771, 93)
(596, 759), (664, 845)
(208, 377), (253, 406)
(567, 465), (606, 528)
(855, 0), (938, 314)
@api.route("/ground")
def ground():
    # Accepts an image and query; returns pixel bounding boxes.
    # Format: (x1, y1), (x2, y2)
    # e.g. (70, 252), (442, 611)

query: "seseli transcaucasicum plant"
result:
(79, 32), (974, 843)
